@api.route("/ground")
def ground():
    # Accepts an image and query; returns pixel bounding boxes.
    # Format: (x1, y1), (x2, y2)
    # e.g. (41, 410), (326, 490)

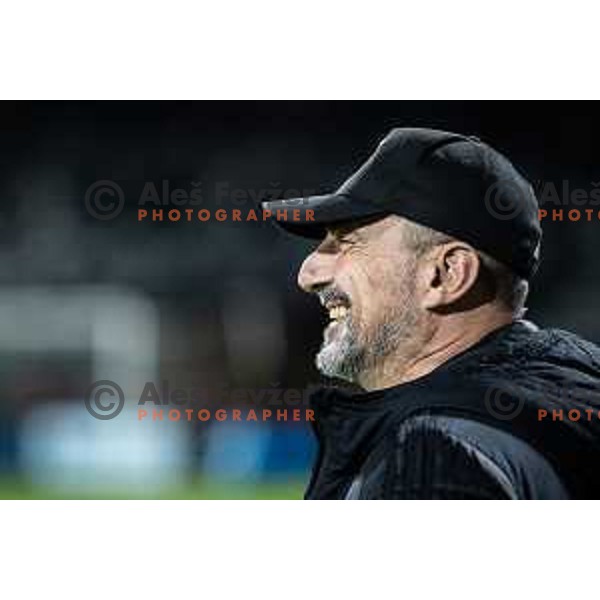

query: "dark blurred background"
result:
(0, 101), (598, 498)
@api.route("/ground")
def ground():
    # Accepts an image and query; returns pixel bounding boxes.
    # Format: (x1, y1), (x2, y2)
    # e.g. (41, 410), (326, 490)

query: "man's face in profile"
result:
(297, 216), (424, 385)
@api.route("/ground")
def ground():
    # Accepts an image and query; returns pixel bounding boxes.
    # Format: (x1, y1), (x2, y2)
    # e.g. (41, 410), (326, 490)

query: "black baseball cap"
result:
(262, 128), (542, 279)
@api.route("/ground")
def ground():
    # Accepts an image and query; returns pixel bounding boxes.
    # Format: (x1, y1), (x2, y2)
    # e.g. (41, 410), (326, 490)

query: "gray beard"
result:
(315, 309), (419, 384)
(315, 317), (364, 383)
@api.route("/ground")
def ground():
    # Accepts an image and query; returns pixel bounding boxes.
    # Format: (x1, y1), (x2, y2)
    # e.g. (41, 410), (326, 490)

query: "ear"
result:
(420, 243), (481, 311)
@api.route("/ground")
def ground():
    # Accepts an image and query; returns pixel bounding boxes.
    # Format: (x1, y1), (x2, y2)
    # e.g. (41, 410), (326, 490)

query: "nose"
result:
(297, 247), (337, 293)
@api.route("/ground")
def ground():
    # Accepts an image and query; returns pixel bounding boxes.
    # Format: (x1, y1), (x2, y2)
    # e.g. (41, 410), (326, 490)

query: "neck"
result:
(358, 310), (514, 391)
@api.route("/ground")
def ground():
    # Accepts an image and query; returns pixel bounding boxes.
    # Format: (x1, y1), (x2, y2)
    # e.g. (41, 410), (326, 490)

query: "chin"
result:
(315, 339), (361, 383)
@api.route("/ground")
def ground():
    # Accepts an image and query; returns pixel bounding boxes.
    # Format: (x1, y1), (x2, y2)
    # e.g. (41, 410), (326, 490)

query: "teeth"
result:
(328, 306), (348, 321)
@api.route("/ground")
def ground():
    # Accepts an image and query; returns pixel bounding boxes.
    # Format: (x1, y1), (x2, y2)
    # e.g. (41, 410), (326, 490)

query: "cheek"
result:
(362, 260), (417, 321)
(341, 258), (390, 324)
(332, 258), (367, 316)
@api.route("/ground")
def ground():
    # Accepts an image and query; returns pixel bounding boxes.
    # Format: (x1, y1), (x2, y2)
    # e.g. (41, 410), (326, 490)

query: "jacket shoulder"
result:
(383, 414), (569, 499)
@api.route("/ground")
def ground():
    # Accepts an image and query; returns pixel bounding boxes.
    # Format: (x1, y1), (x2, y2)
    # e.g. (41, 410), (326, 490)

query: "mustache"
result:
(316, 286), (352, 307)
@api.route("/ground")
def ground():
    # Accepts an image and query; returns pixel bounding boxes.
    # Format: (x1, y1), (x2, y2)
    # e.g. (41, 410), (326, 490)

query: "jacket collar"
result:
(305, 320), (539, 497)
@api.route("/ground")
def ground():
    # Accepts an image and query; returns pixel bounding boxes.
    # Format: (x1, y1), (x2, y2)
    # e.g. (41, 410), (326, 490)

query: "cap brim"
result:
(261, 194), (387, 240)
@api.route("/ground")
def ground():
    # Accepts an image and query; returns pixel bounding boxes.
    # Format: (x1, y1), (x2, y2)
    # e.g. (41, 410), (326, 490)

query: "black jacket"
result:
(305, 320), (600, 499)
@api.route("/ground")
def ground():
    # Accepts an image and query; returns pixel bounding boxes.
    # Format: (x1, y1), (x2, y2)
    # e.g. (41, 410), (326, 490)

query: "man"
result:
(263, 128), (600, 499)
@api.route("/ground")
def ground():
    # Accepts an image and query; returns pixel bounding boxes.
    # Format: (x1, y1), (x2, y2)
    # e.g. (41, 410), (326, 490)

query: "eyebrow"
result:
(328, 215), (385, 239)
(330, 224), (359, 237)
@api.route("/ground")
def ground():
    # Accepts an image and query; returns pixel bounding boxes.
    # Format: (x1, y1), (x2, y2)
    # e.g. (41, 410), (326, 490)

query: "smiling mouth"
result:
(318, 293), (351, 324)
(326, 304), (349, 322)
